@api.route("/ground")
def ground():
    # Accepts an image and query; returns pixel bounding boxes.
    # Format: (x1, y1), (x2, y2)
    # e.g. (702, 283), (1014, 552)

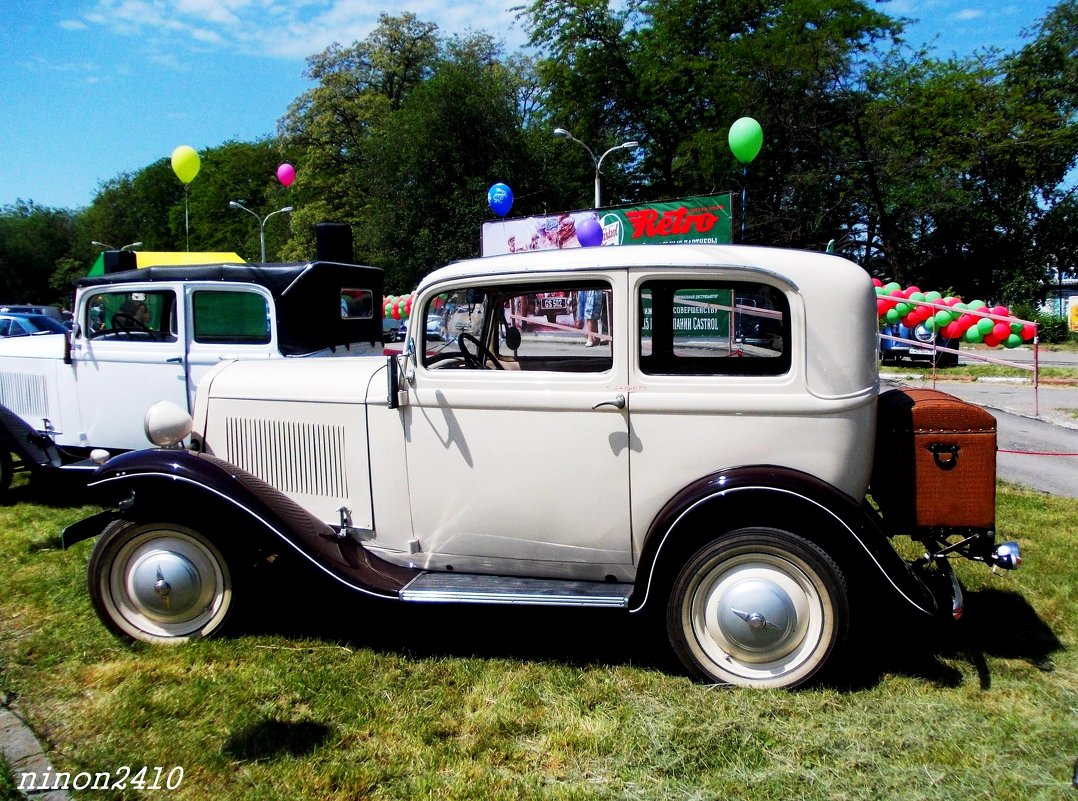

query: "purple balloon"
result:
(577, 216), (602, 247)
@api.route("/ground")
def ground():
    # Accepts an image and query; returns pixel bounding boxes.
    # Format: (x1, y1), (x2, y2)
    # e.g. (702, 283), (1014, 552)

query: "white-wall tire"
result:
(667, 528), (847, 689)
(88, 520), (233, 644)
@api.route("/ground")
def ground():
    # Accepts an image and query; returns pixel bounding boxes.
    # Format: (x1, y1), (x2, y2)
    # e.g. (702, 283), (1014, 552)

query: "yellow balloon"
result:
(171, 145), (201, 184)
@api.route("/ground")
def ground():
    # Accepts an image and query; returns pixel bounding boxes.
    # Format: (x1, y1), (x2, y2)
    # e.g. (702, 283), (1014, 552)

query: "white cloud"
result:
(950, 8), (984, 22)
(65, 0), (526, 63)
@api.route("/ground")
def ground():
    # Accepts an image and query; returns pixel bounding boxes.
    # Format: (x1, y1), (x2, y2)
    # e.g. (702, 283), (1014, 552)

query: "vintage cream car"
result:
(62, 245), (1019, 689)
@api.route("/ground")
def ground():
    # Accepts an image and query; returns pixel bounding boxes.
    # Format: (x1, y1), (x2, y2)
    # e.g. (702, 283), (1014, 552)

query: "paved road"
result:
(884, 377), (1078, 499)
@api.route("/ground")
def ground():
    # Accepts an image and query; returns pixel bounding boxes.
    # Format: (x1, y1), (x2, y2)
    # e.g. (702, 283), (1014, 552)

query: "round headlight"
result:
(144, 400), (193, 448)
(913, 324), (934, 343)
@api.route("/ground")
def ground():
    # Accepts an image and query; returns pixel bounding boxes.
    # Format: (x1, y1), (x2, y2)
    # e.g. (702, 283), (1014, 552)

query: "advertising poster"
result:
(481, 193), (733, 256)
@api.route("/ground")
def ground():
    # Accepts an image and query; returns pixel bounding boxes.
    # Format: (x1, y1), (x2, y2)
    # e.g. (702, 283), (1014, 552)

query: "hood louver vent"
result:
(223, 416), (349, 499)
(0, 371), (50, 421)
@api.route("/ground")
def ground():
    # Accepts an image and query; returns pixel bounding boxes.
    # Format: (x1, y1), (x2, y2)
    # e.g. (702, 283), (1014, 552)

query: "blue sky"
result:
(0, 0), (1060, 211)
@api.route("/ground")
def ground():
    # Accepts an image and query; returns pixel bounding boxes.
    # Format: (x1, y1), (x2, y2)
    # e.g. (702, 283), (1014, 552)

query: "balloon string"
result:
(184, 185), (190, 251)
(740, 166), (747, 242)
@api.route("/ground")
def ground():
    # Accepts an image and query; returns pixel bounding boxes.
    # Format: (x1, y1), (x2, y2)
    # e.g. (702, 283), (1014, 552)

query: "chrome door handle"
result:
(592, 394), (626, 410)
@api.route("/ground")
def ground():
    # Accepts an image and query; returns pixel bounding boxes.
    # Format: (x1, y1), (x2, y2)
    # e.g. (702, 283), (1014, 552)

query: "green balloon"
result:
(968, 299), (986, 310)
(925, 291), (942, 302)
(934, 310), (952, 327)
(885, 308), (900, 323)
(728, 117), (763, 163)
(1004, 333), (1022, 348)
(964, 327), (983, 343)
(896, 302), (911, 316)
(924, 317), (936, 332)
(977, 317), (994, 335)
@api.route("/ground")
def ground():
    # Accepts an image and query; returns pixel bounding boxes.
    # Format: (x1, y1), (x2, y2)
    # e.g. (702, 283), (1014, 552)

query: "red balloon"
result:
(991, 322), (1010, 339)
(991, 305), (1009, 318)
(872, 278), (883, 287)
(943, 321), (962, 339)
(876, 298), (889, 316)
(390, 305), (401, 320)
(983, 334), (1001, 348)
(1021, 324), (1036, 341)
(957, 313), (976, 331)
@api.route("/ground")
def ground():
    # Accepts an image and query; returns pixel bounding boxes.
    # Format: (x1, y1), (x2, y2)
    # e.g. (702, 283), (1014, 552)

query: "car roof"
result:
(76, 261), (386, 355)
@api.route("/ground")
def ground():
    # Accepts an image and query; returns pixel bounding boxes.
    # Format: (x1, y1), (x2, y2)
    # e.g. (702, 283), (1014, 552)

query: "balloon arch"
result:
(874, 280), (1036, 348)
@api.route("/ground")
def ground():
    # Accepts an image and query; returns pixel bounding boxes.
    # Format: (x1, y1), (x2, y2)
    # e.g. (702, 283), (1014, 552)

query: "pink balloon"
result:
(277, 163), (295, 187)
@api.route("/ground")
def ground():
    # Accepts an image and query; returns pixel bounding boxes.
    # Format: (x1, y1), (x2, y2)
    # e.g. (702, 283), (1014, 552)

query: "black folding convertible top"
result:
(76, 261), (384, 355)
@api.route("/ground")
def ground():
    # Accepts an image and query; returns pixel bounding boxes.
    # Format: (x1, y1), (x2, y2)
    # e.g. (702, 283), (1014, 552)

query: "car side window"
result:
(85, 290), (177, 342)
(192, 290), (271, 345)
(639, 281), (790, 376)
(422, 283), (613, 373)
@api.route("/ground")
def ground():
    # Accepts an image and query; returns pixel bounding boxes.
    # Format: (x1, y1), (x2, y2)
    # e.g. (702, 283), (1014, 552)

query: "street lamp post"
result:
(92, 240), (142, 251)
(553, 128), (639, 208)
(229, 201), (293, 263)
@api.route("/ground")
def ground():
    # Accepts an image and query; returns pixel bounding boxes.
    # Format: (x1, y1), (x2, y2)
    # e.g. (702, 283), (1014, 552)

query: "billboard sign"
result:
(481, 193), (732, 256)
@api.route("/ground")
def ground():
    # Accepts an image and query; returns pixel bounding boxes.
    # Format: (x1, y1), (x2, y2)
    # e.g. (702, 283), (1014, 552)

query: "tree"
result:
(360, 33), (543, 289)
(0, 202), (78, 305)
(278, 13), (441, 263)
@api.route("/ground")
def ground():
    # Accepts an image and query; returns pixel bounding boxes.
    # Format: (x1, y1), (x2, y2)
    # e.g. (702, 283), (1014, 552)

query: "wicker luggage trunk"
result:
(871, 388), (997, 529)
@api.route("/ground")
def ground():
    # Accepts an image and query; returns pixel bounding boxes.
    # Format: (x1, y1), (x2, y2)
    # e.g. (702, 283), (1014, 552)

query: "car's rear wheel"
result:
(667, 528), (847, 689)
(88, 520), (234, 644)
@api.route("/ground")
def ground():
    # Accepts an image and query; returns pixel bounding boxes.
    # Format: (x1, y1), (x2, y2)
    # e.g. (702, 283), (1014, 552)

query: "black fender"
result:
(61, 448), (419, 600)
(629, 465), (938, 618)
(0, 403), (60, 469)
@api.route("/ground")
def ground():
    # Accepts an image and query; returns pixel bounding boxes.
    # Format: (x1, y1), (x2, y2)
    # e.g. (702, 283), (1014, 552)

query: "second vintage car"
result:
(0, 261), (383, 496)
(62, 244), (1020, 689)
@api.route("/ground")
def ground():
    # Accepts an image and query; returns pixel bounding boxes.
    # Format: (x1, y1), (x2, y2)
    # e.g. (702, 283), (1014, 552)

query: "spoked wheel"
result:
(667, 528), (847, 689)
(88, 520), (234, 644)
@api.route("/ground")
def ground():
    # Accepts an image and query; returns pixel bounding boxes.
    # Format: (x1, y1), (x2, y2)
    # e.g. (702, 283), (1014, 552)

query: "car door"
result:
(401, 274), (634, 578)
(183, 285), (276, 412)
(70, 285), (187, 451)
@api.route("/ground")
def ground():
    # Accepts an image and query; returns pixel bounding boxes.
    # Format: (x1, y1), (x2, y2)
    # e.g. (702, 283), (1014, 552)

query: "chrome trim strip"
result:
(400, 572), (632, 608)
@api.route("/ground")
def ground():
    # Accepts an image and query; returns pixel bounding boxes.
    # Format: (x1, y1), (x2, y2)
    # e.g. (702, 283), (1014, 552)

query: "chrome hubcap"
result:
(128, 548), (207, 622)
(715, 576), (799, 661)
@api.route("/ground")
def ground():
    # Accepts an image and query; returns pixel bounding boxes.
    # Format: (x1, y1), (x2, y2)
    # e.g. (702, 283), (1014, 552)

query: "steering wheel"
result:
(457, 332), (503, 370)
(110, 312), (152, 336)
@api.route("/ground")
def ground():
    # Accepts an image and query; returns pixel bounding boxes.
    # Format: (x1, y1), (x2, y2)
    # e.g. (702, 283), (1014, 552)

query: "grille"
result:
(0, 372), (50, 421)
(223, 416), (349, 498)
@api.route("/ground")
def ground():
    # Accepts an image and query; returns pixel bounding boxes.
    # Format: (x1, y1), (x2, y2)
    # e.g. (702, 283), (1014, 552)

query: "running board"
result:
(399, 572), (633, 608)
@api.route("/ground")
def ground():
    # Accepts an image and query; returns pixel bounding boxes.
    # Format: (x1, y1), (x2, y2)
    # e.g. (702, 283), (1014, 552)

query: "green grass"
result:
(1, 476), (1076, 800)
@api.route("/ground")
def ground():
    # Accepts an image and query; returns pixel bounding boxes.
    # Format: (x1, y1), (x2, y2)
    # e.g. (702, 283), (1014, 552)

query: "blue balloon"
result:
(576, 216), (602, 247)
(487, 183), (513, 217)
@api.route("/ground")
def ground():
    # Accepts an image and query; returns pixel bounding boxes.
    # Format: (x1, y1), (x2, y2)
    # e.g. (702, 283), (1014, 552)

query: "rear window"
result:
(639, 281), (789, 376)
(192, 290), (271, 345)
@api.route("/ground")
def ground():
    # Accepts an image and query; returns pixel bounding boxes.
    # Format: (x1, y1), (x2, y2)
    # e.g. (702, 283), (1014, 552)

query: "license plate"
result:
(909, 347), (933, 355)
(540, 298), (566, 309)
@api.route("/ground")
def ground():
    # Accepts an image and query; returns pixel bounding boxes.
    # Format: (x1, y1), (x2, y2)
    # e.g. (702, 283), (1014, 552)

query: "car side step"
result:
(399, 572), (633, 608)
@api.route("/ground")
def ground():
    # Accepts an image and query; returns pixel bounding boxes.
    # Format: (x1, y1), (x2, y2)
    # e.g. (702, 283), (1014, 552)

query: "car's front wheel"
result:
(88, 520), (234, 644)
(667, 528), (847, 689)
